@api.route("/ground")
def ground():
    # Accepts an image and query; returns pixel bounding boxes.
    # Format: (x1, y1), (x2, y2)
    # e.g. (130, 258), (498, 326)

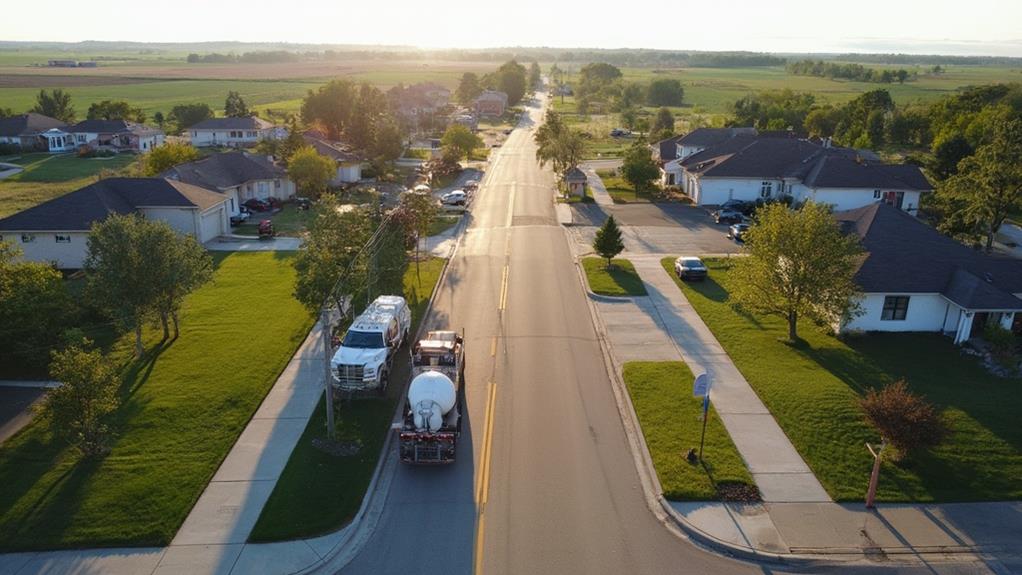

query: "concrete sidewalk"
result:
(601, 255), (830, 503)
(582, 166), (615, 207)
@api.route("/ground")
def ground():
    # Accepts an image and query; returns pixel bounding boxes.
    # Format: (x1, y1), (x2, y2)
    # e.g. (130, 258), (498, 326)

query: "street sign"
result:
(693, 373), (711, 398)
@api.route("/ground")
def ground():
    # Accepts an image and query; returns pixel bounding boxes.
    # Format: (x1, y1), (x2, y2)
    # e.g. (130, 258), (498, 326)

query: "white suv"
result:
(331, 295), (411, 393)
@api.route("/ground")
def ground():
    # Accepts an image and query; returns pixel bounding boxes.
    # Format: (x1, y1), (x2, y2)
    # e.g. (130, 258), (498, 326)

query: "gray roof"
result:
(655, 135), (684, 161)
(0, 178), (224, 232)
(302, 133), (361, 163)
(0, 113), (67, 137)
(835, 203), (1022, 310)
(677, 127), (757, 148)
(803, 154), (931, 191)
(564, 166), (587, 181)
(190, 116), (274, 130)
(162, 152), (285, 190)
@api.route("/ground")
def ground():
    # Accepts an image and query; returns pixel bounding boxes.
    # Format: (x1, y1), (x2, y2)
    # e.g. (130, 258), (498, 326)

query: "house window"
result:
(247, 131), (257, 137)
(274, 179), (281, 189)
(881, 296), (910, 321)
(760, 181), (773, 198)
(21, 233), (35, 243)
(873, 189), (882, 199)
(55, 234), (71, 244)
(192, 131), (197, 138)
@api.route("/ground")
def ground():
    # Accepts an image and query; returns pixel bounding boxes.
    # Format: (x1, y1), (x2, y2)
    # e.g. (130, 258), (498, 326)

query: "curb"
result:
(298, 194), (464, 574)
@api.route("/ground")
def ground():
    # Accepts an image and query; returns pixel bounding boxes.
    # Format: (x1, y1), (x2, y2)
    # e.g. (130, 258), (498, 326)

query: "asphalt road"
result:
(338, 96), (1006, 575)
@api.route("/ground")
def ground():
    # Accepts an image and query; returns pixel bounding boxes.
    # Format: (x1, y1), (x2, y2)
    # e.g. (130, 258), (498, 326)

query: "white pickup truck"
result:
(331, 295), (411, 393)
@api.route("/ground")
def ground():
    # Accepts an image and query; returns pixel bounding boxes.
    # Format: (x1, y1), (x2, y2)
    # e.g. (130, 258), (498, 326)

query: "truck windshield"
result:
(342, 330), (386, 349)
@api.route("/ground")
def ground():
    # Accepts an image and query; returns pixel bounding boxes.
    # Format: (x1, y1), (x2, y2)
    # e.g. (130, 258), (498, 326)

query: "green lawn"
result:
(582, 257), (647, 297)
(624, 361), (755, 500)
(427, 215), (460, 237)
(0, 252), (314, 550)
(233, 204), (311, 237)
(660, 257), (1022, 502)
(595, 169), (656, 204)
(0, 179), (84, 219)
(250, 257), (446, 541)
(2, 152), (137, 183)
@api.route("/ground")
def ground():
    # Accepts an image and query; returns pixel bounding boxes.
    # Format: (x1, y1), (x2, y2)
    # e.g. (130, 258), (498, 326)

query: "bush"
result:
(983, 323), (1017, 365)
(859, 380), (948, 460)
(0, 143), (21, 156)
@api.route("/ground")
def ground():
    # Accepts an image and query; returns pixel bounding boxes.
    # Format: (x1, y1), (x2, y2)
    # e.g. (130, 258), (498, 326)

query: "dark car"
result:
(714, 209), (744, 225)
(674, 256), (708, 281)
(244, 198), (271, 212)
(721, 199), (756, 216)
(230, 206), (251, 226)
(728, 223), (750, 242)
(293, 196), (312, 210)
(258, 219), (274, 239)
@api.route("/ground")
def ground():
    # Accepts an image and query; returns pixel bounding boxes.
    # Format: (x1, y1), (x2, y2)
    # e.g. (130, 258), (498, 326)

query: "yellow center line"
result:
(473, 381), (497, 575)
(498, 265), (510, 312)
(490, 336), (497, 357)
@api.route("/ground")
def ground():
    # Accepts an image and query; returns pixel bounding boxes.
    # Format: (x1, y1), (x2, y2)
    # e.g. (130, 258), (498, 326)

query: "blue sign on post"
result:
(693, 373), (710, 398)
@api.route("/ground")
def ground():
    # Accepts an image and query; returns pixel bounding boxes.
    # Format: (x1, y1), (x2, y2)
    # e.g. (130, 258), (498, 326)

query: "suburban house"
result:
(302, 131), (363, 184)
(678, 134), (931, 212)
(0, 178), (229, 268)
(835, 203), (1022, 344)
(68, 119), (165, 152)
(475, 90), (509, 118)
(0, 113), (73, 152)
(162, 151), (294, 217)
(389, 82), (452, 132)
(658, 128), (758, 186)
(188, 116), (282, 148)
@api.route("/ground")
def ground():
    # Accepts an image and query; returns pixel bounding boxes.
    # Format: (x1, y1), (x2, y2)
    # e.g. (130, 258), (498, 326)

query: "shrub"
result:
(0, 143), (20, 156)
(859, 380), (948, 460)
(983, 323), (1017, 365)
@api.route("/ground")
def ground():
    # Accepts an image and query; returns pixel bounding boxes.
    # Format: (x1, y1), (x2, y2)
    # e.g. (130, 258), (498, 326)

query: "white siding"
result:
(338, 163), (361, 183)
(797, 187), (922, 213)
(2, 231), (90, 269)
(140, 207), (198, 237)
(189, 128), (275, 148)
(696, 178), (765, 205)
(842, 293), (954, 333)
(199, 205), (226, 242)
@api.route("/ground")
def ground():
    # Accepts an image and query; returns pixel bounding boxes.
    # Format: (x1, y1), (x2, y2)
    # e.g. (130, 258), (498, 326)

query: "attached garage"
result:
(200, 205), (226, 242)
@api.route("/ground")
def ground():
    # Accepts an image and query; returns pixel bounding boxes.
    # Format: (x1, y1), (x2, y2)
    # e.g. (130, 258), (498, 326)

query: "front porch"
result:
(949, 308), (1016, 344)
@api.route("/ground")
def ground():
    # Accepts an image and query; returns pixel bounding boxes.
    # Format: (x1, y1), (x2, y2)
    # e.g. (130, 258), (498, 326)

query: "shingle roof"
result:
(0, 178), (224, 232)
(803, 155), (931, 191)
(677, 127), (756, 147)
(835, 203), (1022, 310)
(655, 135), (684, 161)
(189, 116), (274, 130)
(0, 113), (67, 137)
(162, 152), (285, 190)
(302, 134), (361, 163)
(564, 166), (587, 181)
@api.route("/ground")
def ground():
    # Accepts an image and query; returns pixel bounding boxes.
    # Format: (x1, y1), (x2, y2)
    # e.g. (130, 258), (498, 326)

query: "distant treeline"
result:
(787, 59), (914, 83)
(820, 53), (1022, 67)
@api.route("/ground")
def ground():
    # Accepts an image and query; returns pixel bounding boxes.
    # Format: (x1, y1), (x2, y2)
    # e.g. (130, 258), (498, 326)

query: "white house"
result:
(68, 119), (165, 152)
(188, 116), (280, 148)
(302, 132), (363, 184)
(162, 151), (294, 217)
(679, 135), (931, 212)
(836, 203), (1022, 344)
(0, 178), (229, 268)
(0, 113), (72, 152)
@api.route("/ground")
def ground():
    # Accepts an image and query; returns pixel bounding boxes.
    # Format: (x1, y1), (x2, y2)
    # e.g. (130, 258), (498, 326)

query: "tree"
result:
(649, 107), (676, 140)
(730, 202), (863, 342)
(930, 134), (974, 180)
(496, 60), (528, 106)
(224, 91), (250, 117)
(619, 107), (638, 130)
(288, 146), (336, 198)
(456, 72), (483, 106)
(397, 190), (439, 279)
(301, 79), (356, 140)
(0, 107), (13, 119)
(425, 149), (463, 183)
(153, 111), (165, 128)
(528, 62), (542, 88)
(31, 89), (75, 123)
(578, 62), (622, 96)
(169, 103), (214, 131)
(938, 118), (1022, 252)
(149, 230), (213, 338)
(87, 100), (145, 123)
(347, 83), (386, 151)
(278, 117), (307, 163)
(441, 124), (483, 162)
(0, 242), (72, 369)
(729, 89), (815, 132)
(534, 110), (586, 176)
(42, 341), (119, 457)
(593, 215), (624, 268)
(140, 142), (201, 176)
(369, 114), (404, 162)
(621, 143), (659, 199)
(860, 381), (948, 460)
(646, 78), (684, 107)
(293, 197), (377, 310)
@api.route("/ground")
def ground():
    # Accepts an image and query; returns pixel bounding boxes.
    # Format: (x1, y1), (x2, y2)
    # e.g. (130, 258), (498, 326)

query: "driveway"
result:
(0, 386), (46, 444)
(569, 202), (743, 256)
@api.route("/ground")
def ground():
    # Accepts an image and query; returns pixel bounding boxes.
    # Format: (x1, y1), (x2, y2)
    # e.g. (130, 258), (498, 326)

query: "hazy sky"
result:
(3, 0), (1021, 56)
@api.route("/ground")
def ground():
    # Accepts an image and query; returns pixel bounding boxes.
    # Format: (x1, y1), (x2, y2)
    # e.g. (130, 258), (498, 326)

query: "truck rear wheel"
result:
(378, 370), (389, 396)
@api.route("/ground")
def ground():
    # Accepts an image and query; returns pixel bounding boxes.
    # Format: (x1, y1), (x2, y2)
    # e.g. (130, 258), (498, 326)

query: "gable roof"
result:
(564, 166), (587, 181)
(189, 116), (274, 131)
(835, 203), (1022, 310)
(0, 178), (224, 232)
(677, 127), (756, 148)
(0, 113), (67, 137)
(655, 135), (684, 161)
(162, 151), (285, 190)
(302, 133), (361, 163)
(803, 155), (931, 191)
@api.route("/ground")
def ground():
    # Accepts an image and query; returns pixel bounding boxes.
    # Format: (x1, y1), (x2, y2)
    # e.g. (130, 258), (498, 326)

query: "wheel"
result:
(378, 370), (389, 396)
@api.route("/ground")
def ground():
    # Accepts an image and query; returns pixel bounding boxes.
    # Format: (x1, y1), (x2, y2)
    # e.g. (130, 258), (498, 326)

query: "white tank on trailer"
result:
(407, 370), (457, 432)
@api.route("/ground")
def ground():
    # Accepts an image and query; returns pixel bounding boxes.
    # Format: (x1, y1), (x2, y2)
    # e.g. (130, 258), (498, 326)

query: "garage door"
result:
(200, 207), (224, 242)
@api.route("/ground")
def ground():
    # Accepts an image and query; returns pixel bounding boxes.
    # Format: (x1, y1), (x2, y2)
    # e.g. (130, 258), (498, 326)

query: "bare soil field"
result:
(0, 74), (144, 88)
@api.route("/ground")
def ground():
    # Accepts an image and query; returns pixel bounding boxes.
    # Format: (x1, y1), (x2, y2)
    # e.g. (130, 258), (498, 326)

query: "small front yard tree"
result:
(293, 197), (375, 311)
(150, 231), (214, 339)
(141, 142), (201, 176)
(730, 202), (863, 342)
(441, 124), (483, 162)
(593, 215), (624, 268)
(859, 380), (948, 461)
(396, 190), (439, 280)
(42, 341), (119, 457)
(621, 142), (659, 200)
(0, 241), (72, 369)
(288, 146), (336, 199)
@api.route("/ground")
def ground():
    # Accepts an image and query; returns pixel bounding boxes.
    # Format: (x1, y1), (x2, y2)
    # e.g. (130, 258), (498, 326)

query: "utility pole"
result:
(320, 306), (335, 439)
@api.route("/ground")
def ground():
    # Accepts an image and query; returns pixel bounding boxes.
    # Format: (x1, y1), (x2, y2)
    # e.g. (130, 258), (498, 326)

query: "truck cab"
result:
(331, 295), (411, 393)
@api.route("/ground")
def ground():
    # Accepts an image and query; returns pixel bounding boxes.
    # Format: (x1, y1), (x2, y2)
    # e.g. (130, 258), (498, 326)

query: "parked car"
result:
(674, 256), (708, 281)
(609, 128), (632, 138)
(728, 223), (750, 242)
(442, 190), (467, 206)
(714, 209), (745, 225)
(244, 198), (271, 212)
(463, 179), (479, 191)
(230, 206), (251, 226)
(293, 196), (311, 210)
